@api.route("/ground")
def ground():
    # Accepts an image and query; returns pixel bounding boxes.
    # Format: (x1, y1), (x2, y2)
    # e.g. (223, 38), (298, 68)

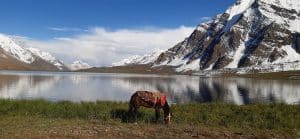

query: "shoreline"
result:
(75, 65), (300, 79)
(1, 67), (300, 80)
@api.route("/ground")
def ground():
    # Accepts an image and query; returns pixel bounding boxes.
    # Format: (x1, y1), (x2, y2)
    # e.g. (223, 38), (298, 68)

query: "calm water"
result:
(0, 71), (299, 105)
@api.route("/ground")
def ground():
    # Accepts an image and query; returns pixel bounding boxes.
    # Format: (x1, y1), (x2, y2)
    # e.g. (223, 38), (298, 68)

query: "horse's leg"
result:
(155, 108), (160, 122)
(128, 104), (134, 122)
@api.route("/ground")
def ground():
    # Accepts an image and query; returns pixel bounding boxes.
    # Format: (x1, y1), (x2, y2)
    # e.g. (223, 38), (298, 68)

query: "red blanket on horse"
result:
(137, 91), (167, 107)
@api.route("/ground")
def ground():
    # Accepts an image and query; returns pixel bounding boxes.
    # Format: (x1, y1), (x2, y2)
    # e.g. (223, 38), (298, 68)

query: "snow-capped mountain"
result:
(0, 34), (35, 64)
(152, 0), (300, 72)
(69, 60), (91, 70)
(0, 33), (69, 71)
(26, 47), (68, 70)
(112, 55), (141, 66)
(112, 48), (164, 66)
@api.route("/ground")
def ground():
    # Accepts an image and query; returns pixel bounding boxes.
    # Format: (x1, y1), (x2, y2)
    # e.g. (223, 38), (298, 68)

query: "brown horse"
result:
(128, 91), (171, 124)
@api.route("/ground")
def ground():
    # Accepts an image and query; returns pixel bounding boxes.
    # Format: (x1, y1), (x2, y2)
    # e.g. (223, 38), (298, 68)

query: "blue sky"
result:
(0, 0), (237, 66)
(0, 0), (235, 39)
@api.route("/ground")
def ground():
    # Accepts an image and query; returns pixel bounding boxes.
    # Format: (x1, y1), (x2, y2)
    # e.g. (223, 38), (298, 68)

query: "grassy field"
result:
(0, 99), (299, 138)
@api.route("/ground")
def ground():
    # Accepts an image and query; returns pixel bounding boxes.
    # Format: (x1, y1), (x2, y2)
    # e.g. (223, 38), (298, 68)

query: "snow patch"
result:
(225, 0), (256, 20)
(289, 17), (300, 33)
(225, 40), (247, 68)
(274, 45), (300, 63)
(205, 63), (215, 71)
(176, 58), (200, 72)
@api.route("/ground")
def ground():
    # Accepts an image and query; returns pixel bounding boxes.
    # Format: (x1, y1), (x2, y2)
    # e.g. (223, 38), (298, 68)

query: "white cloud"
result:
(19, 26), (194, 66)
(48, 27), (88, 32)
(195, 16), (213, 23)
(201, 16), (212, 21)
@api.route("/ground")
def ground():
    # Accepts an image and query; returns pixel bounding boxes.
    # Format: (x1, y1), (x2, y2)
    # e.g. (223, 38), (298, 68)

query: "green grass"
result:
(172, 103), (299, 131)
(0, 99), (299, 137)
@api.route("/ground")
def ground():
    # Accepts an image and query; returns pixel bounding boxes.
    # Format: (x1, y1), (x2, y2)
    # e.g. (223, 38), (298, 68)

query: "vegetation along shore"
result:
(0, 99), (299, 138)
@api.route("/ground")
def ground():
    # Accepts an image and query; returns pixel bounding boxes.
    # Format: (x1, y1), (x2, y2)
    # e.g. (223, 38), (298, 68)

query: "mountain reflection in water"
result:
(0, 71), (299, 105)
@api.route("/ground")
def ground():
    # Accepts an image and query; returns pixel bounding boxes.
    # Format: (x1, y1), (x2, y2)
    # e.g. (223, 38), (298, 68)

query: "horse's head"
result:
(163, 102), (172, 124)
(164, 112), (172, 124)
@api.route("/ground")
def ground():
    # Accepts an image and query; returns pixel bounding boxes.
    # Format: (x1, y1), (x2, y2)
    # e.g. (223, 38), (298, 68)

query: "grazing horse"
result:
(128, 91), (171, 124)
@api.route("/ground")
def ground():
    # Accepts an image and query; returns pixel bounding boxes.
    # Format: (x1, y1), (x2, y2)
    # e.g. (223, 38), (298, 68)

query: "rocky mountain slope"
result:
(116, 0), (300, 73)
(27, 48), (68, 71)
(0, 34), (69, 71)
(155, 0), (300, 72)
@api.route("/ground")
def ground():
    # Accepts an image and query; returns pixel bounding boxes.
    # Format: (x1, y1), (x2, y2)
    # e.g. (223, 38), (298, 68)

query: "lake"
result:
(0, 70), (299, 105)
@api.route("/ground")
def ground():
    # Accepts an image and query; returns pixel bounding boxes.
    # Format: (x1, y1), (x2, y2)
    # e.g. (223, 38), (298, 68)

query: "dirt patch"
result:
(0, 116), (294, 139)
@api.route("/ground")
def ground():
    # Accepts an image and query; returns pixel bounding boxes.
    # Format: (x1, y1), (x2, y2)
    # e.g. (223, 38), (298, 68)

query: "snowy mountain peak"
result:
(112, 48), (165, 66)
(225, 0), (256, 20)
(27, 47), (66, 70)
(112, 55), (141, 66)
(0, 34), (35, 63)
(224, 0), (300, 33)
(69, 60), (91, 70)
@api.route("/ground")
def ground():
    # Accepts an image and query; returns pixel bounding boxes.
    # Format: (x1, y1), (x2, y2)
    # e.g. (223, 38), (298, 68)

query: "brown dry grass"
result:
(0, 116), (289, 139)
